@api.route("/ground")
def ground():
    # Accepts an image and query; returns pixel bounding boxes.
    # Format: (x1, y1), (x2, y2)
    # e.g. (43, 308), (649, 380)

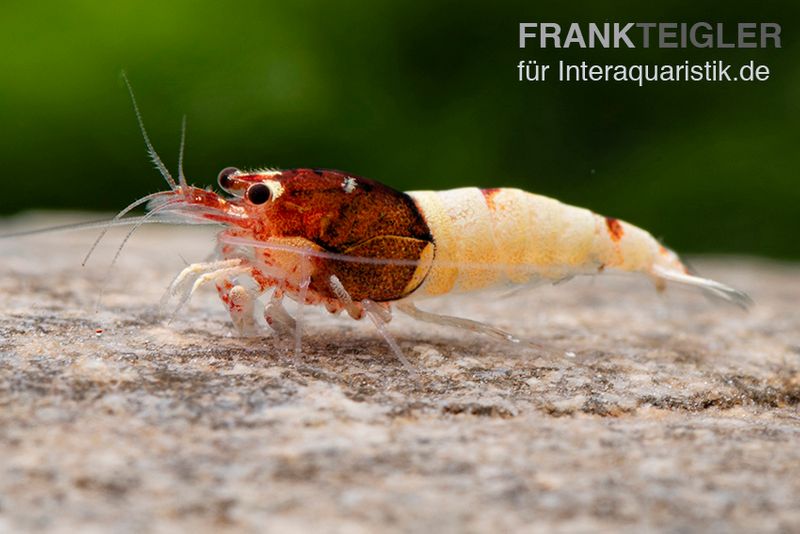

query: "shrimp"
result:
(54, 77), (754, 369)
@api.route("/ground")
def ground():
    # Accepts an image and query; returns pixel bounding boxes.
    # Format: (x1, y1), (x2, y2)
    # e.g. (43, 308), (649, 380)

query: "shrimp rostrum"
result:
(103, 83), (751, 367)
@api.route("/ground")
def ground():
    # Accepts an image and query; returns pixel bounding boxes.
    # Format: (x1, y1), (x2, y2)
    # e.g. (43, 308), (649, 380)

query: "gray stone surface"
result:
(1, 214), (799, 533)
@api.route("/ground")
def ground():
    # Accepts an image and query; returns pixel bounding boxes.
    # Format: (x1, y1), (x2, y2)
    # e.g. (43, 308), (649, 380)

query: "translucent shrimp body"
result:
(150, 167), (749, 365)
(83, 77), (749, 367)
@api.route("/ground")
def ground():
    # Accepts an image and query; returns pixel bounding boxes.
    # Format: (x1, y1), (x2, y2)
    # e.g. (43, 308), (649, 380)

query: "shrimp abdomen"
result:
(408, 187), (666, 297)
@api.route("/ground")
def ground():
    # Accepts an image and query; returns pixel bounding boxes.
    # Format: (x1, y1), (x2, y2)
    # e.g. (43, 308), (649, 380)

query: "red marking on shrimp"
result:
(250, 269), (270, 291)
(605, 217), (624, 242)
(481, 188), (501, 210)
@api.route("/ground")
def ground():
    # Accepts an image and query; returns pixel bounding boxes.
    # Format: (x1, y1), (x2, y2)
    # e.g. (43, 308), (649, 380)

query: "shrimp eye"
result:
(217, 167), (239, 190)
(246, 183), (271, 205)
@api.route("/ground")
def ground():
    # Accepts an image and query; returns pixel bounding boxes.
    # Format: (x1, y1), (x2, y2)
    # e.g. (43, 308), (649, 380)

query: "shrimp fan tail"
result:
(651, 264), (753, 310)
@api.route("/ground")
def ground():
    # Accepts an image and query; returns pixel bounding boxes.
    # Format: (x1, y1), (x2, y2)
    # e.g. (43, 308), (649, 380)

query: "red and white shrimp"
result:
(79, 78), (753, 369)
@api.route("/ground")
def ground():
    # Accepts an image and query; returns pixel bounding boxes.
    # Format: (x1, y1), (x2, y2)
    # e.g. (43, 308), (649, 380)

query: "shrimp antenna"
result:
(93, 197), (187, 312)
(177, 115), (188, 190)
(81, 190), (173, 266)
(121, 71), (177, 190)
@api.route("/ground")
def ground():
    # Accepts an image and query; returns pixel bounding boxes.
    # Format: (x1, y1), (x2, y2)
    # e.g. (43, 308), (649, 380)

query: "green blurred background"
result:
(1, 1), (797, 258)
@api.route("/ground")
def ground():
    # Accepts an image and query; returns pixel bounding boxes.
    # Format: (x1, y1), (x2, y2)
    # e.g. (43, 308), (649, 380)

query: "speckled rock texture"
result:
(1, 215), (799, 533)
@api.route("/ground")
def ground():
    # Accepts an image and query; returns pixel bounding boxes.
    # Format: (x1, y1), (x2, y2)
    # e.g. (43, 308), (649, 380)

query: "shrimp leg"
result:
(162, 259), (258, 334)
(395, 301), (520, 344)
(162, 258), (244, 308)
(264, 290), (296, 336)
(215, 278), (260, 336)
(329, 275), (416, 374)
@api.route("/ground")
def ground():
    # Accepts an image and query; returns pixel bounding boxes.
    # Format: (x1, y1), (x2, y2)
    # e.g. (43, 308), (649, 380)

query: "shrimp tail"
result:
(651, 264), (753, 310)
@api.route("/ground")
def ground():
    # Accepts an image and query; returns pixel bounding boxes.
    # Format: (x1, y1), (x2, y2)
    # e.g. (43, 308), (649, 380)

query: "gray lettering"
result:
(519, 23), (537, 48)
(541, 23), (562, 48)
(761, 23), (781, 48)
(636, 23), (656, 48)
(717, 23), (734, 48)
(659, 23), (678, 48)
(589, 23), (610, 48)
(738, 23), (757, 48)
(563, 23), (587, 48)
(614, 23), (635, 48)
(690, 22), (713, 48)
